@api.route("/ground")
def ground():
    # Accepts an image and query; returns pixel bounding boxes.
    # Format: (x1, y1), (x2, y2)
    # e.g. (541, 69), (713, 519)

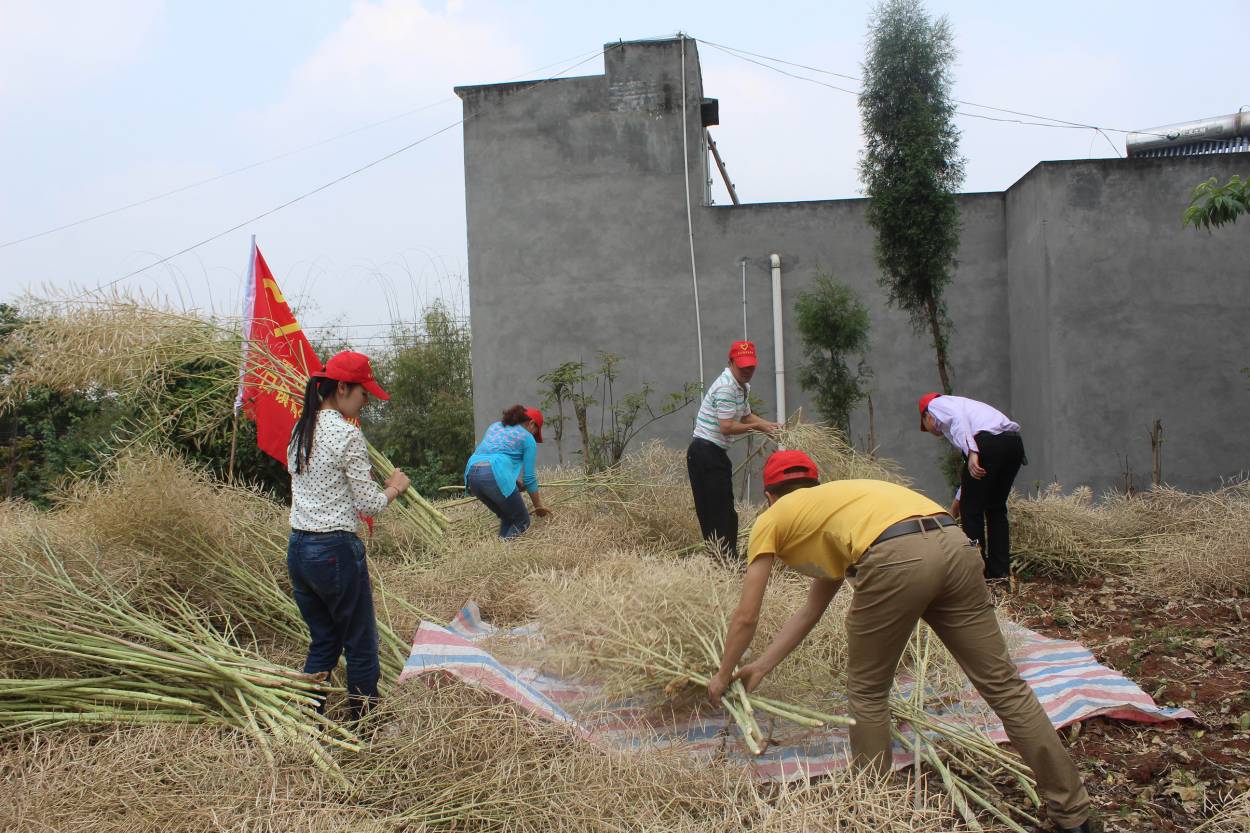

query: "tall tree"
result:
(859, 0), (965, 393)
(793, 274), (872, 436)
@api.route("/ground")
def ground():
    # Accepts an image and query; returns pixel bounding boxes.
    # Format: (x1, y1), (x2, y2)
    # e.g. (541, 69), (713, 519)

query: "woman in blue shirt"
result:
(464, 404), (551, 538)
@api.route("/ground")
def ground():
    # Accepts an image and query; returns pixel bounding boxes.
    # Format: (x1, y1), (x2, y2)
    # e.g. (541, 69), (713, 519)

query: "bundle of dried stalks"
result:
(1010, 483), (1250, 593)
(48, 447), (415, 675)
(0, 532), (358, 774)
(0, 681), (973, 833)
(1118, 483), (1250, 593)
(516, 557), (843, 706)
(773, 422), (909, 486)
(512, 555), (1041, 830)
(1008, 486), (1145, 580)
(0, 294), (448, 545)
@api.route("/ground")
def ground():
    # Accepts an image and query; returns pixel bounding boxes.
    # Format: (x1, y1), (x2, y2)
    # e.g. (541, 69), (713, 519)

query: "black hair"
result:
(290, 376), (359, 473)
(764, 471), (821, 500)
(501, 404), (530, 426)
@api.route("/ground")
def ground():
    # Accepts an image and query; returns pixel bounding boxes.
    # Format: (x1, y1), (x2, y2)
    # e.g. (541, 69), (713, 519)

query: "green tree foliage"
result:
(0, 304), (289, 503)
(1184, 175), (1249, 230)
(793, 274), (872, 435)
(366, 302), (474, 497)
(859, 0), (965, 394)
(537, 361), (589, 466)
(1183, 174), (1250, 386)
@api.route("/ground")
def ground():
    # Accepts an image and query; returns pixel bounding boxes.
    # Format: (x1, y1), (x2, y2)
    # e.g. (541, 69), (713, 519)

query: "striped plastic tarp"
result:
(399, 602), (1195, 782)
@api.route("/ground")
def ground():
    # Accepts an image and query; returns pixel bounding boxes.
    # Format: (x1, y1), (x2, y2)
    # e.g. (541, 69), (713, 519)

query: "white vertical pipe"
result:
(679, 34), (705, 388)
(741, 256), (750, 503)
(740, 258), (748, 339)
(770, 253), (785, 421)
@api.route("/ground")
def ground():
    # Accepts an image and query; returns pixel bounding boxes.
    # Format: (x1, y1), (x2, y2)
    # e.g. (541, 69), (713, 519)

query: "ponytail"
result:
(290, 376), (339, 473)
(501, 404), (529, 427)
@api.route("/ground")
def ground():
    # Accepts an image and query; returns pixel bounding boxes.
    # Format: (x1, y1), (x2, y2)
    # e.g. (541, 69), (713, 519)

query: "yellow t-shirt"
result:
(746, 480), (946, 580)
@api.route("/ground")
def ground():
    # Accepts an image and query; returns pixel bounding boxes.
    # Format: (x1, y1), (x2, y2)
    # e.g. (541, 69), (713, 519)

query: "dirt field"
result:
(1013, 575), (1250, 831)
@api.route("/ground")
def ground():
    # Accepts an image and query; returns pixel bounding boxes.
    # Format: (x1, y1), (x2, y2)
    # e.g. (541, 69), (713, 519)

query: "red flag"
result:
(238, 239), (322, 463)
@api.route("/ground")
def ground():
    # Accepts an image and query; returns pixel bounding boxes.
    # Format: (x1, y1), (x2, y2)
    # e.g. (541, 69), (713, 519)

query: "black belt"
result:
(872, 514), (957, 547)
(846, 514), (957, 578)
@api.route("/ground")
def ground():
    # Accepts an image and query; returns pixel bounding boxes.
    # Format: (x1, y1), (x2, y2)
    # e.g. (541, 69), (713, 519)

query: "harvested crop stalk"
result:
(0, 538), (361, 779)
(0, 295), (448, 547)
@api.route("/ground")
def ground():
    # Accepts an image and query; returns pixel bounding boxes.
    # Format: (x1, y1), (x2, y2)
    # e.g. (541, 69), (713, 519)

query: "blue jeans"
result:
(286, 530), (380, 712)
(466, 463), (530, 539)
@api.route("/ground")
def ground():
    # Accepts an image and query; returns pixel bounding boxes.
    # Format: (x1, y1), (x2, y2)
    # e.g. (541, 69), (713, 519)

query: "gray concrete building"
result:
(455, 37), (1250, 501)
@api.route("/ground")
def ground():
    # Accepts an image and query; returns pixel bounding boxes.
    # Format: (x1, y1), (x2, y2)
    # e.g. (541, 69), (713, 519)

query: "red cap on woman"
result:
(314, 351), (389, 400)
(524, 407), (544, 442)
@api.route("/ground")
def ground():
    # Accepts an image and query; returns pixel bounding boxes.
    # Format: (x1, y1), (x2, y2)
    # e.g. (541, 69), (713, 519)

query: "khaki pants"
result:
(845, 523), (1090, 828)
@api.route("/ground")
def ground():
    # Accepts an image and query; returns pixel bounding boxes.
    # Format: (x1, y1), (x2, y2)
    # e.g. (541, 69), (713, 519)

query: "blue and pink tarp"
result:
(399, 602), (1194, 782)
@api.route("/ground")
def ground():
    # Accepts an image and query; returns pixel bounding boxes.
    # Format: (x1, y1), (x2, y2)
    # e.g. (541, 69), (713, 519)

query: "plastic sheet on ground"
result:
(399, 601), (1195, 782)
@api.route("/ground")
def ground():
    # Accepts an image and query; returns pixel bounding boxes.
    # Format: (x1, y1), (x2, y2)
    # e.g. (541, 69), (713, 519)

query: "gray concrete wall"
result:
(690, 193), (1010, 500)
(1007, 155), (1250, 493)
(458, 37), (1250, 500)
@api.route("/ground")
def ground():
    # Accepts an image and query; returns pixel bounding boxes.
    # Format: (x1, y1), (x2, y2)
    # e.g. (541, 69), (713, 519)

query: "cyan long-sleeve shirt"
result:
(463, 422), (538, 497)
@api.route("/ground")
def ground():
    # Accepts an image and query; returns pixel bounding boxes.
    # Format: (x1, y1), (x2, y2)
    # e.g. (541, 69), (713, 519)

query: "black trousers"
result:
(687, 438), (738, 559)
(960, 431), (1025, 579)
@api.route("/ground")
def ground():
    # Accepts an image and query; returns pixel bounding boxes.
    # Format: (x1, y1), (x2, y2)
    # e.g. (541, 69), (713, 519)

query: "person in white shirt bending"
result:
(287, 351), (410, 721)
(919, 392), (1025, 581)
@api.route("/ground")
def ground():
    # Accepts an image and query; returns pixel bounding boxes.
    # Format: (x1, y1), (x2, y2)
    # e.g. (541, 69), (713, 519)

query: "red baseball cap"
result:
(524, 407), (544, 443)
(763, 450), (819, 490)
(918, 392), (941, 430)
(314, 351), (389, 401)
(728, 340), (758, 368)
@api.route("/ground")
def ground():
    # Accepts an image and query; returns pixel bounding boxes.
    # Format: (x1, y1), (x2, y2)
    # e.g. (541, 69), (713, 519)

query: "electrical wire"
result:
(67, 47), (613, 302)
(0, 46), (606, 251)
(698, 37), (1168, 142)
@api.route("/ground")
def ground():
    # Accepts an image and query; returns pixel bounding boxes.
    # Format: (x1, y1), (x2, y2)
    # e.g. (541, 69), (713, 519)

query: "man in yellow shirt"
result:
(707, 450), (1095, 833)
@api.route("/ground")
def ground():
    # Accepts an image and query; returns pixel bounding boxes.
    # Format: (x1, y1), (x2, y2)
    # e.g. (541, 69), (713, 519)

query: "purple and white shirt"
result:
(926, 395), (1019, 457)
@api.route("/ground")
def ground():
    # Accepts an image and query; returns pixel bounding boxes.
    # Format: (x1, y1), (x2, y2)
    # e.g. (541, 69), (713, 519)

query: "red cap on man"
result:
(917, 392), (941, 430)
(524, 407), (544, 443)
(314, 351), (389, 400)
(763, 450), (820, 490)
(728, 340), (758, 368)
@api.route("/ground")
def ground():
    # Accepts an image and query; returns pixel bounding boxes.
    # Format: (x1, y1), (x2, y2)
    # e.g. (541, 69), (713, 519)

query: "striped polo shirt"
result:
(692, 368), (751, 449)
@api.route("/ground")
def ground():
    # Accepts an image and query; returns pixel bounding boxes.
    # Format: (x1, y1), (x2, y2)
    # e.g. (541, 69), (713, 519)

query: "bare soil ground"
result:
(1011, 575), (1250, 831)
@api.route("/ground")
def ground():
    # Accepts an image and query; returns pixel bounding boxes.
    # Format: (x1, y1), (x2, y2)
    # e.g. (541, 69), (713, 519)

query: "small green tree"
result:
(537, 353), (699, 474)
(1184, 174), (1249, 230)
(793, 274), (872, 435)
(537, 361), (591, 465)
(367, 302), (474, 496)
(859, 0), (965, 394)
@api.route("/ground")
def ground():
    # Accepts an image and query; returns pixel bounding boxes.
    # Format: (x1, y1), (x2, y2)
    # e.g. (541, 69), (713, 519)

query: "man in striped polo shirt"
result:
(687, 341), (781, 560)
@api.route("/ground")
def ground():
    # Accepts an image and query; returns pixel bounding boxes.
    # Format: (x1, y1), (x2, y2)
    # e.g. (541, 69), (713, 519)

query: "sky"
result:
(2, 0), (1247, 347)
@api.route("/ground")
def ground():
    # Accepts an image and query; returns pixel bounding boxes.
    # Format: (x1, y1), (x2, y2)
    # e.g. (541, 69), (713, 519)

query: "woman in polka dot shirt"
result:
(287, 351), (409, 721)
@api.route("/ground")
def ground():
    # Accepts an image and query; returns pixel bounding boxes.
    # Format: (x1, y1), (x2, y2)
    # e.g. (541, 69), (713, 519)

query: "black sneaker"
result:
(1057, 819), (1101, 833)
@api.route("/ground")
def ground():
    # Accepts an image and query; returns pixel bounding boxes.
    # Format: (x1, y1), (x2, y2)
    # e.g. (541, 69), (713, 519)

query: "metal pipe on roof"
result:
(1126, 111), (1250, 156)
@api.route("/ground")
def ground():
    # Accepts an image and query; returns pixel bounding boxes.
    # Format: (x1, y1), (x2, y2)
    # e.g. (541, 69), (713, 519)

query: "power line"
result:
(72, 47), (613, 301)
(0, 102), (448, 251)
(698, 38), (1166, 142)
(1, 47), (605, 251)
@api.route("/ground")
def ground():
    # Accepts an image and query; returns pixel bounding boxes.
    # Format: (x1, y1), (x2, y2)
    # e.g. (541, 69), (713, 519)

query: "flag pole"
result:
(229, 235), (258, 481)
